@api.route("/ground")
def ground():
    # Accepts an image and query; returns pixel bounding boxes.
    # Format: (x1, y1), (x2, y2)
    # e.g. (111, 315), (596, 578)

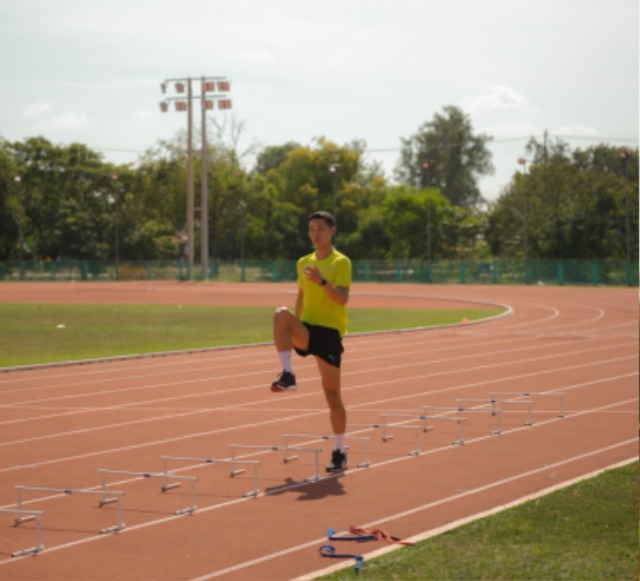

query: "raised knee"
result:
(274, 306), (289, 317)
(274, 306), (291, 324)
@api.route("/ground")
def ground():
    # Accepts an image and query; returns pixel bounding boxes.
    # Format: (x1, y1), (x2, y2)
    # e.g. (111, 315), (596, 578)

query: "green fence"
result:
(0, 259), (637, 286)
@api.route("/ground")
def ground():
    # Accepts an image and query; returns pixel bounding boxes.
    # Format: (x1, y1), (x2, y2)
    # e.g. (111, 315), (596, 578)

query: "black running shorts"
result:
(294, 323), (344, 368)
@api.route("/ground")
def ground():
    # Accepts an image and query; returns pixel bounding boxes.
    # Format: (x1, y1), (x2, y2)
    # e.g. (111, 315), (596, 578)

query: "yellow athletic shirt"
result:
(297, 249), (351, 336)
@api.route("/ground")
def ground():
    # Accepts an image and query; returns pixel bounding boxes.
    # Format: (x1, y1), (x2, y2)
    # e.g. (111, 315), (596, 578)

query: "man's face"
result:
(308, 218), (335, 248)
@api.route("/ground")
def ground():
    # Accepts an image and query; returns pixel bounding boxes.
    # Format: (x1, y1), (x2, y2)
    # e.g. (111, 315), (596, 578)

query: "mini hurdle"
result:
(422, 404), (502, 436)
(0, 508), (44, 557)
(160, 455), (262, 499)
(99, 469), (196, 515)
(458, 396), (533, 427)
(491, 391), (565, 418)
(380, 414), (430, 455)
(14, 486), (124, 534)
(421, 415), (468, 445)
(282, 433), (371, 468)
(229, 444), (322, 483)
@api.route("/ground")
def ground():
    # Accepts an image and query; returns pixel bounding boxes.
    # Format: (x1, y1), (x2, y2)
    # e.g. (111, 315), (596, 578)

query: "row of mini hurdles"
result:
(1, 391), (564, 558)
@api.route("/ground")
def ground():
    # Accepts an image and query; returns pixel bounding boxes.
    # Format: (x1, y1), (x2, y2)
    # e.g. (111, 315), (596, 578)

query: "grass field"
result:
(0, 303), (502, 367)
(318, 461), (639, 581)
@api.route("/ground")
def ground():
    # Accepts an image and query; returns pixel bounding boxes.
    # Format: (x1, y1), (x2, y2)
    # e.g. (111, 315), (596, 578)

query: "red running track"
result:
(0, 282), (637, 580)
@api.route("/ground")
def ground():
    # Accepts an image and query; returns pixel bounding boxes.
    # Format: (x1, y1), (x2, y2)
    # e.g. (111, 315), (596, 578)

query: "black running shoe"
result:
(326, 449), (348, 473)
(271, 370), (297, 392)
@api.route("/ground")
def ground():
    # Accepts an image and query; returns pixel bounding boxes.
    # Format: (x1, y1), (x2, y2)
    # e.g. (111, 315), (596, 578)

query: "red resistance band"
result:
(349, 526), (415, 546)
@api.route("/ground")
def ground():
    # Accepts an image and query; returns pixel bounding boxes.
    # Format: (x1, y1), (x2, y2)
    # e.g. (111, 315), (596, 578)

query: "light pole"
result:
(328, 163), (341, 219)
(420, 161), (432, 277)
(517, 157), (530, 284)
(235, 170), (246, 282)
(13, 176), (24, 272)
(619, 147), (631, 284)
(160, 77), (231, 280)
(110, 174), (121, 278)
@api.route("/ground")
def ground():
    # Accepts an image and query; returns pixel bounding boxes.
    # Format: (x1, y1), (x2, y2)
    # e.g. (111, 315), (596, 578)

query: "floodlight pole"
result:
(619, 148), (631, 285)
(329, 163), (341, 219)
(200, 78), (208, 280)
(420, 161), (432, 271)
(186, 79), (194, 281)
(160, 77), (231, 281)
(517, 157), (530, 284)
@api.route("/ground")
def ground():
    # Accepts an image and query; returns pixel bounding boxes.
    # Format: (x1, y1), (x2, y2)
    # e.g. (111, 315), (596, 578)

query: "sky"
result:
(0, 0), (638, 201)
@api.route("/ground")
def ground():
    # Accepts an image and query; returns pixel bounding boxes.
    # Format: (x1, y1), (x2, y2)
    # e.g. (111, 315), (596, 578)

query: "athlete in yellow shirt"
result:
(272, 211), (352, 472)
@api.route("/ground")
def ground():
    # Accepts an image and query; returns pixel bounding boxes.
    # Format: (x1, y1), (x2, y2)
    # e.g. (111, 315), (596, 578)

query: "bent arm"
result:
(323, 282), (349, 306)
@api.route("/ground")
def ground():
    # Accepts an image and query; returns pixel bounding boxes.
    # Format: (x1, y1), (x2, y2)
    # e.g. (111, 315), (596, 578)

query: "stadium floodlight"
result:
(159, 76), (232, 281)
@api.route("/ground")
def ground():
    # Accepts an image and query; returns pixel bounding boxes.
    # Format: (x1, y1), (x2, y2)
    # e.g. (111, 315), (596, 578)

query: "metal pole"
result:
(200, 78), (209, 281)
(518, 158), (529, 284)
(186, 78), (194, 281)
(620, 149), (631, 283)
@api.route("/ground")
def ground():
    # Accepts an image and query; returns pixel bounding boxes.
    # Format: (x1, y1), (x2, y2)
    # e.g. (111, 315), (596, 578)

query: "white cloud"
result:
(47, 111), (89, 130)
(24, 101), (52, 118)
(459, 86), (530, 115)
(27, 106), (90, 132)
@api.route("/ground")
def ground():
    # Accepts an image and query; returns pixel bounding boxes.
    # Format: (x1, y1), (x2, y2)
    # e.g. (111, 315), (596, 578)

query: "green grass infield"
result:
(0, 303), (502, 368)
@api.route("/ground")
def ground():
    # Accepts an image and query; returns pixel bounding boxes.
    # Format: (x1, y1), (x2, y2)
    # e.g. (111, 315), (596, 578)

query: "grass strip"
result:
(0, 303), (502, 367)
(318, 462), (639, 580)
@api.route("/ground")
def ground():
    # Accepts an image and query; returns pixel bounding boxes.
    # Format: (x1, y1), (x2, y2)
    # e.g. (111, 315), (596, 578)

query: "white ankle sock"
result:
(278, 351), (292, 373)
(334, 433), (346, 452)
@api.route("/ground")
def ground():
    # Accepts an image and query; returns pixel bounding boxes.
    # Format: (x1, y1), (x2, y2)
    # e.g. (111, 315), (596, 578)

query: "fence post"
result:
(460, 262), (466, 284)
(591, 260), (598, 286)
(557, 261), (564, 285)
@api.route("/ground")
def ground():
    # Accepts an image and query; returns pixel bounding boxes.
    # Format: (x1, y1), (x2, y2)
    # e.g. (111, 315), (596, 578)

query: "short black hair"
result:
(308, 210), (335, 228)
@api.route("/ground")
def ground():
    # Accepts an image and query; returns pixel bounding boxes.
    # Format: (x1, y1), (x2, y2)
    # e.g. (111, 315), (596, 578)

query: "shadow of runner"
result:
(264, 475), (346, 501)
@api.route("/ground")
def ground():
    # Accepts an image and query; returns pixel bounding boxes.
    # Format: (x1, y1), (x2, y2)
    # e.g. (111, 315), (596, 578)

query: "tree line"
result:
(1, 106), (637, 264)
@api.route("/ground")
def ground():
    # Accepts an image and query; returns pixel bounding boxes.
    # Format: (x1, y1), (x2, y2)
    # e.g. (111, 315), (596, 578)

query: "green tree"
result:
(486, 143), (638, 260)
(396, 105), (494, 208)
(10, 137), (116, 261)
(0, 137), (21, 260)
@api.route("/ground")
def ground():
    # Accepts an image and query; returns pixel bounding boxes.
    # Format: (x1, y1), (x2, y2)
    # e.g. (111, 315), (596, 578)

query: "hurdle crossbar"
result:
(418, 414), (468, 445)
(380, 414), (429, 455)
(491, 391), (565, 418)
(456, 397), (502, 435)
(282, 433), (371, 468)
(422, 405), (502, 436)
(14, 486), (124, 534)
(0, 508), (44, 557)
(229, 444), (322, 483)
(99, 469), (196, 515)
(160, 455), (262, 499)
